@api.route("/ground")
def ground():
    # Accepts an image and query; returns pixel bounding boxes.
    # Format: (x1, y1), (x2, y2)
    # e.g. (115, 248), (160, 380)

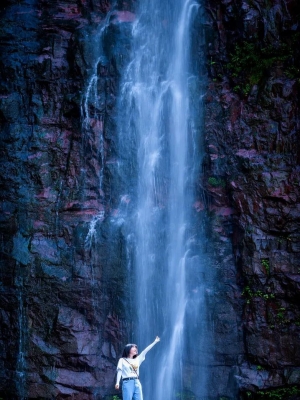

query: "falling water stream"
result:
(84, 0), (208, 398)
(116, 1), (207, 399)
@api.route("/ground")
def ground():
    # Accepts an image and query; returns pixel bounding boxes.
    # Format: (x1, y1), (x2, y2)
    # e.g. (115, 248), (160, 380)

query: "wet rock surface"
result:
(0, 0), (299, 399)
(0, 0), (133, 398)
(204, 0), (300, 398)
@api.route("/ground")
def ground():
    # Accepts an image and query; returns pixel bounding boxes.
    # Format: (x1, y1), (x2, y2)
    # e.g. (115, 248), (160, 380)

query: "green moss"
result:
(227, 34), (300, 95)
(208, 177), (226, 187)
(243, 287), (297, 327)
(245, 385), (300, 399)
(256, 386), (300, 400)
(261, 259), (270, 275)
(277, 308), (286, 321)
(242, 285), (275, 304)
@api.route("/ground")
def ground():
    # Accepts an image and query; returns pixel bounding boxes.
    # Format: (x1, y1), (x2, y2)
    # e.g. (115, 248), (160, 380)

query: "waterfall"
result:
(82, 13), (113, 249)
(117, 1), (208, 399)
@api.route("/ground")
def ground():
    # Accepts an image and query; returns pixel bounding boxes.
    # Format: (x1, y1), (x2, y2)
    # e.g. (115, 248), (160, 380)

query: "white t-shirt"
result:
(117, 353), (145, 379)
(116, 341), (157, 385)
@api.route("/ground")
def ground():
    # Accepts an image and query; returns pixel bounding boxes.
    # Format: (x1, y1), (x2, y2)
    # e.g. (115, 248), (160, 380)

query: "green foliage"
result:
(256, 385), (300, 399)
(261, 259), (270, 275)
(208, 177), (226, 187)
(227, 35), (300, 95)
(244, 385), (300, 399)
(242, 285), (275, 304)
(262, 293), (275, 300)
(277, 307), (286, 321)
(243, 288), (296, 327)
(242, 285), (253, 301)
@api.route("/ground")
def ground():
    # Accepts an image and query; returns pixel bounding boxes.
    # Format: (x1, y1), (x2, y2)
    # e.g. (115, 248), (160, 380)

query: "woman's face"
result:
(129, 345), (138, 357)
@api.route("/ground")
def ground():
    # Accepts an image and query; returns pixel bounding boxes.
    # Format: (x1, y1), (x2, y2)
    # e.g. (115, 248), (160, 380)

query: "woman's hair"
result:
(122, 344), (138, 358)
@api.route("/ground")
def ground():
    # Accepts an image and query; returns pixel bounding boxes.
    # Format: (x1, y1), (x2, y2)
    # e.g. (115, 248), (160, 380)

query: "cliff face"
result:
(204, 0), (300, 398)
(0, 1), (133, 398)
(0, 0), (299, 399)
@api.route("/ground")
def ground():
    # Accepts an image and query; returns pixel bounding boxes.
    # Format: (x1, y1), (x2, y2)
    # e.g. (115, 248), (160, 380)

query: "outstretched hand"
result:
(154, 336), (160, 342)
(115, 384), (119, 390)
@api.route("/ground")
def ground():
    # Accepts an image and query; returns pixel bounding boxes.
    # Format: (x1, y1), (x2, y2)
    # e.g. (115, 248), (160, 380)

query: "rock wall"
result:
(0, 1), (134, 398)
(0, 0), (299, 399)
(204, 0), (300, 398)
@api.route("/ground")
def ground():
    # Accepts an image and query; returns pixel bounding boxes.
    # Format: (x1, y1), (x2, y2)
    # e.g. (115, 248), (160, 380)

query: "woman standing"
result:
(115, 336), (160, 400)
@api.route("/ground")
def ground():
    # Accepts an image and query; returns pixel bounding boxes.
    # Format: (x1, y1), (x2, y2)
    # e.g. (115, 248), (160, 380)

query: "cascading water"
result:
(82, 13), (114, 248)
(83, 0), (208, 397)
(116, 1), (208, 399)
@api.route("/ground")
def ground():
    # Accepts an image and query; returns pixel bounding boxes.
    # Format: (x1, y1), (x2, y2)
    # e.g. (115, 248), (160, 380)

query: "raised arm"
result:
(138, 336), (160, 362)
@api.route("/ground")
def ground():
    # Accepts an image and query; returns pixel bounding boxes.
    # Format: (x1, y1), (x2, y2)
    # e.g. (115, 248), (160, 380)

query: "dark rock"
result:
(205, 0), (300, 397)
(0, 0), (131, 398)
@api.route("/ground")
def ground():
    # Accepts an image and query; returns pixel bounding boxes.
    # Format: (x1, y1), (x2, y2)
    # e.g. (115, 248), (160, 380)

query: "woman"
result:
(115, 336), (160, 400)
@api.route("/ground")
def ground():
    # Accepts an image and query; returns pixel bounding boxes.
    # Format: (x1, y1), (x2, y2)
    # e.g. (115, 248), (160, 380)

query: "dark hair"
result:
(122, 344), (138, 358)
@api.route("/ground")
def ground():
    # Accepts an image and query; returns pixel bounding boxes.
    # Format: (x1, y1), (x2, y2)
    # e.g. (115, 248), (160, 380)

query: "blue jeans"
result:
(122, 379), (143, 400)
